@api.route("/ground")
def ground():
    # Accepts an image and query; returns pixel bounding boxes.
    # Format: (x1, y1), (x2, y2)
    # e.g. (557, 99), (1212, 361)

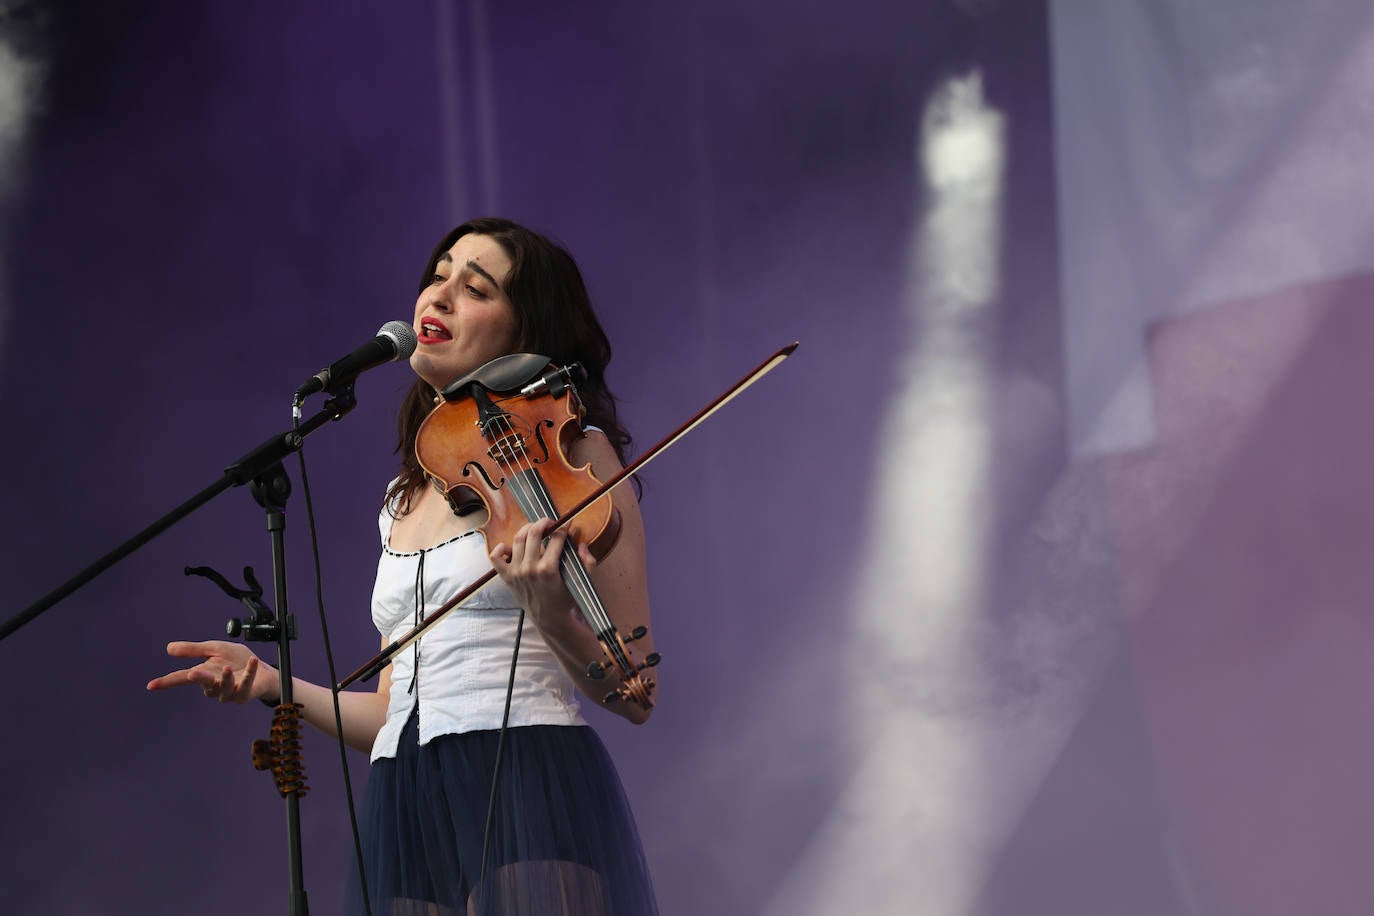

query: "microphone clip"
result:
(519, 362), (587, 399)
(185, 564), (296, 643)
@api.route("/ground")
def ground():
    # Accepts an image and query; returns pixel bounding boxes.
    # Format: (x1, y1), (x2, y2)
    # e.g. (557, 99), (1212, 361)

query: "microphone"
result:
(519, 362), (587, 398)
(293, 320), (418, 404)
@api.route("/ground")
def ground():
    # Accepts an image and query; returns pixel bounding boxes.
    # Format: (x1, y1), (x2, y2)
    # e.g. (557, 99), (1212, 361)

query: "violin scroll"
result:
(585, 625), (659, 708)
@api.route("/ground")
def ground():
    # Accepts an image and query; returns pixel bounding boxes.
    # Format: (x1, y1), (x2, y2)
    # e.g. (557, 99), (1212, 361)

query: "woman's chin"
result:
(409, 353), (451, 391)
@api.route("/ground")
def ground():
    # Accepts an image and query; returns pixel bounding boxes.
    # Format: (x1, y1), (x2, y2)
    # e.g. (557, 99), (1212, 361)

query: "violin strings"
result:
(486, 410), (601, 622)
(483, 405), (632, 672)
(483, 407), (614, 634)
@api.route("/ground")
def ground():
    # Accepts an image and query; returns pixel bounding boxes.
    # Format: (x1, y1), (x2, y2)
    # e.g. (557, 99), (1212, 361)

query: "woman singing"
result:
(148, 217), (659, 915)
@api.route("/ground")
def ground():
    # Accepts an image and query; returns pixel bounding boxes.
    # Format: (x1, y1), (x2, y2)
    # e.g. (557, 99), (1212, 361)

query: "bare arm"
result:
(147, 638), (393, 753)
(488, 429), (656, 725)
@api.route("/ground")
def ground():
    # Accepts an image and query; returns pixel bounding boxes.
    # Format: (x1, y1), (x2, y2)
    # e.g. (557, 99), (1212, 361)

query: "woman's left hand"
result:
(490, 517), (595, 631)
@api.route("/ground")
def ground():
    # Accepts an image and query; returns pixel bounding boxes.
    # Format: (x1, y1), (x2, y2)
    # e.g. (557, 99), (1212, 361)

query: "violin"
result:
(338, 342), (798, 697)
(415, 353), (658, 709)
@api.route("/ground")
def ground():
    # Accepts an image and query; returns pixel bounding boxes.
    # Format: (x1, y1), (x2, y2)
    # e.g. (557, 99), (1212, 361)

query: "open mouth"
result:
(419, 318), (452, 342)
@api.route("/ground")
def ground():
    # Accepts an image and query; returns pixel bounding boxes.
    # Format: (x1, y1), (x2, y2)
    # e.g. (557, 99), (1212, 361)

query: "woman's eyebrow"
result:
(435, 252), (500, 288)
(464, 260), (499, 288)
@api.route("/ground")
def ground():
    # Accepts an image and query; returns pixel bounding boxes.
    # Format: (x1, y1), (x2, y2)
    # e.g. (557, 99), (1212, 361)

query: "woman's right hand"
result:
(146, 640), (279, 705)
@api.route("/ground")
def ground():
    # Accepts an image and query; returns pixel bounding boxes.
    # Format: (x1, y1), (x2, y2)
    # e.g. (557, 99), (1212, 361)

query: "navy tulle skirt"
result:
(345, 712), (658, 916)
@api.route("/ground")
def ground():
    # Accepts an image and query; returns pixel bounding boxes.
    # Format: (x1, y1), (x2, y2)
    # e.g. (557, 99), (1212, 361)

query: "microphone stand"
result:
(246, 439), (312, 916)
(1, 388), (354, 639)
(2, 384), (362, 916)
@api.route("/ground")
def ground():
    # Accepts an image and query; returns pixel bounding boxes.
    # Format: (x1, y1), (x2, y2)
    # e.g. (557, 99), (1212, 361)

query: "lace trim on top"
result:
(381, 528), (480, 558)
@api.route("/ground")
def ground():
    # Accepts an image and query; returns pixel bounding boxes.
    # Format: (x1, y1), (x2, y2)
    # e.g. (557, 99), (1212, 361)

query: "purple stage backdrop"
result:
(2, 2), (1371, 915)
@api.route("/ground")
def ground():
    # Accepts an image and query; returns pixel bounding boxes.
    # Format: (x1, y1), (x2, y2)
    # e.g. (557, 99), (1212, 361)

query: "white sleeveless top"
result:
(369, 494), (587, 762)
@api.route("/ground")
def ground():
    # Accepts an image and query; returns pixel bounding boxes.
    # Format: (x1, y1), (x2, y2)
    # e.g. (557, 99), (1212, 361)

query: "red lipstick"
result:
(418, 316), (452, 344)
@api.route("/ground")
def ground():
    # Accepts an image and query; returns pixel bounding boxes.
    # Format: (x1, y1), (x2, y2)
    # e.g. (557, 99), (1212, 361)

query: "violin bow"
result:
(336, 340), (799, 690)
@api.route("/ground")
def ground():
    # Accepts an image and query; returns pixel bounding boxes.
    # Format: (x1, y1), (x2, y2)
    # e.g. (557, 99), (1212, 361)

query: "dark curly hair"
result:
(386, 217), (633, 516)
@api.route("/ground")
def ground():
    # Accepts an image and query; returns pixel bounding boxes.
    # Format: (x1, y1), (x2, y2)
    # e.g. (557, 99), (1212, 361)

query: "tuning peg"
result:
(624, 626), (648, 643)
(586, 660), (607, 680)
(642, 653), (661, 669)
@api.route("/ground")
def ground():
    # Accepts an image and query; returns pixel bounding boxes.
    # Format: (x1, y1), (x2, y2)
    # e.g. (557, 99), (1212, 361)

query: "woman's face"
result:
(410, 233), (519, 390)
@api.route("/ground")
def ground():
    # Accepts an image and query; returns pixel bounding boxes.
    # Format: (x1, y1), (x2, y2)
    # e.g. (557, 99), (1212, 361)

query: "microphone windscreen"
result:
(377, 320), (418, 359)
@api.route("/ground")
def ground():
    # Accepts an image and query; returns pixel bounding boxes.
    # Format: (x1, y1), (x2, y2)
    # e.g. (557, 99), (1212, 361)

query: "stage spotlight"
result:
(763, 71), (1008, 916)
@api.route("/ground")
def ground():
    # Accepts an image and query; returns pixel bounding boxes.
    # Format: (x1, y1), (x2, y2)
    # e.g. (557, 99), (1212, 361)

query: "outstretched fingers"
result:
(165, 640), (226, 659)
(146, 640), (261, 705)
(145, 668), (197, 691)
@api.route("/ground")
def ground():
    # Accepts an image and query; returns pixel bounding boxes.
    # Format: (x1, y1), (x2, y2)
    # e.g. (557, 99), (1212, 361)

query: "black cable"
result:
(408, 550), (424, 698)
(477, 608), (525, 901)
(295, 442), (373, 916)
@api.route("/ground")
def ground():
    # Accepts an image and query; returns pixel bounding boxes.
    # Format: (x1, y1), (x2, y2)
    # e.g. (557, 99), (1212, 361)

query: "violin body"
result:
(415, 380), (621, 562)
